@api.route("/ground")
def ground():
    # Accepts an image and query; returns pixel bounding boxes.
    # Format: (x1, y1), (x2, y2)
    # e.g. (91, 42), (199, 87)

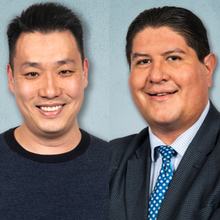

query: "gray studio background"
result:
(0, 0), (220, 141)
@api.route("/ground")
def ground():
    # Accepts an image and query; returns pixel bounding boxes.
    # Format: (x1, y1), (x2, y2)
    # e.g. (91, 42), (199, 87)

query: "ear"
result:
(83, 57), (89, 89)
(7, 63), (15, 93)
(203, 53), (216, 88)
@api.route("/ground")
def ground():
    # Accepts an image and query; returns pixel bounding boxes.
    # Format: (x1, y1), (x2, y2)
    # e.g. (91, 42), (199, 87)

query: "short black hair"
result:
(126, 6), (210, 67)
(7, 2), (84, 69)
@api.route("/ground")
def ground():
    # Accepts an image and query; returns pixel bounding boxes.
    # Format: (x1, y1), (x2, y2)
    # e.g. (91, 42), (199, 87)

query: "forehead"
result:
(132, 27), (190, 53)
(13, 30), (81, 66)
(15, 30), (79, 56)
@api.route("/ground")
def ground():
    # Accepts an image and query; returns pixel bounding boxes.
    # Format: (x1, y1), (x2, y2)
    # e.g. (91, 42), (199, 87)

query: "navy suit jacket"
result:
(110, 102), (220, 220)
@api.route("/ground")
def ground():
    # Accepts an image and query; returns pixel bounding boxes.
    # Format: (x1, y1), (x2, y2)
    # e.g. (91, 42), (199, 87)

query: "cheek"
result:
(128, 74), (134, 91)
(129, 73), (146, 108)
(176, 66), (207, 99)
(129, 74), (138, 101)
(174, 66), (199, 88)
(129, 71), (145, 92)
(14, 80), (36, 102)
(65, 78), (84, 98)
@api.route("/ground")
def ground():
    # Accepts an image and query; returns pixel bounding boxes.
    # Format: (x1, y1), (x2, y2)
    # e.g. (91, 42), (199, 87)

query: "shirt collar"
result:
(149, 101), (210, 161)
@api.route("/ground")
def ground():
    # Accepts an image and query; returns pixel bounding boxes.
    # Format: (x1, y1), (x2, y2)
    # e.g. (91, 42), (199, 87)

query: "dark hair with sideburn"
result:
(126, 6), (210, 67)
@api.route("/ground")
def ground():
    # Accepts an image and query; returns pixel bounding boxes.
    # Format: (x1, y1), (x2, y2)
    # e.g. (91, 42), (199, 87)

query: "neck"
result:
(14, 124), (81, 155)
(150, 128), (182, 146)
(150, 108), (209, 146)
(149, 118), (199, 146)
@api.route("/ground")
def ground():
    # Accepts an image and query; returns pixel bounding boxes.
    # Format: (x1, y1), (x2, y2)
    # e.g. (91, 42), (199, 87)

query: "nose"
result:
(148, 61), (169, 84)
(38, 73), (62, 99)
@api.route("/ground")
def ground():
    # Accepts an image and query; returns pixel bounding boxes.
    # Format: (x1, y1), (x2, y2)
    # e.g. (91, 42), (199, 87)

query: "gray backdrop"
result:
(0, 0), (220, 141)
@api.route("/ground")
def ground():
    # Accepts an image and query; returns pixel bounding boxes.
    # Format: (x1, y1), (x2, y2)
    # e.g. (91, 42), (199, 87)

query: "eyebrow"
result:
(161, 48), (186, 56)
(56, 59), (76, 66)
(20, 61), (39, 70)
(131, 53), (150, 62)
(131, 48), (186, 62)
(20, 59), (76, 70)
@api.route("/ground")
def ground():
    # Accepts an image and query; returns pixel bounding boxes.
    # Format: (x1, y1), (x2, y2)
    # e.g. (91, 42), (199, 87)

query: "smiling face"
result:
(129, 27), (216, 142)
(7, 30), (88, 138)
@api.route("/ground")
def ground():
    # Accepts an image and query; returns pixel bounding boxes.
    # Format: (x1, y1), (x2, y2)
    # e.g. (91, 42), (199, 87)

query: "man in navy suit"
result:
(110, 6), (220, 220)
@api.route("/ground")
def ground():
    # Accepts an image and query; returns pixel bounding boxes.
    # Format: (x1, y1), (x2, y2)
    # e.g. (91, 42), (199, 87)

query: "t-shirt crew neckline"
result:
(4, 127), (90, 163)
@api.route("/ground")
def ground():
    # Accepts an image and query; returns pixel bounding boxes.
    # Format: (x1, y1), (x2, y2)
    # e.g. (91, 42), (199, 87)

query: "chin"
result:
(146, 115), (180, 127)
(37, 124), (66, 135)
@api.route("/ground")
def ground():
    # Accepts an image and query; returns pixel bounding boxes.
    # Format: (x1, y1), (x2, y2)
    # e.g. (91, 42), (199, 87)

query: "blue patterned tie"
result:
(148, 145), (175, 220)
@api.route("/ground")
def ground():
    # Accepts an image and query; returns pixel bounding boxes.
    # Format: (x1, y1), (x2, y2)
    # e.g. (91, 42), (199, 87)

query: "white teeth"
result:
(40, 105), (62, 112)
(156, 93), (168, 96)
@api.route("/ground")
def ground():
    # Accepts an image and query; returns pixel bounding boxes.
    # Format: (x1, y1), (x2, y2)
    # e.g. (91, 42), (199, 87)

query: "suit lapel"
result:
(125, 136), (151, 220)
(157, 142), (206, 219)
(157, 103), (220, 220)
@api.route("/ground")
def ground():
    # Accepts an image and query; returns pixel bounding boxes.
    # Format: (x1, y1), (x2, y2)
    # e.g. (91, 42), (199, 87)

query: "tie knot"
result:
(158, 145), (174, 162)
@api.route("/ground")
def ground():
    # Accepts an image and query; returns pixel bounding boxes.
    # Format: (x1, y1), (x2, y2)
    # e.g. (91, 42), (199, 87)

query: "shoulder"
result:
(81, 129), (108, 158)
(208, 101), (220, 120)
(109, 134), (137, 163)
(88, 133), (109, 153)
(89, 133), (108, 147)
(81, 129), (108, 145)
(0, 130), (6, 139)
(200, 102), (220, 135)
(109, 127), (149, 169)
(0, 131), (6, 148)
(0, 128), (15, 146)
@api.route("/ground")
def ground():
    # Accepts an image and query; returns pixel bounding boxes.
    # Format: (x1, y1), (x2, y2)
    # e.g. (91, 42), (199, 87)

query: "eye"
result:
(59, 70), (73, 74)
(137, 59), (151, 65)
(167, 56), (181, 61)
(26, 72), (39, 77)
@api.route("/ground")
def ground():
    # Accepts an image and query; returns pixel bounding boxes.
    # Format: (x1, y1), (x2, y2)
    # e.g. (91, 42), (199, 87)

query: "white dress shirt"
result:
(149, 101), (210, 195)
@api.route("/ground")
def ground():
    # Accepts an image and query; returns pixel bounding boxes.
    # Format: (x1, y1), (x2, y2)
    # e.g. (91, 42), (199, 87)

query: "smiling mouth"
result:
(38, 105), (64, 112)
(149, 91), (177, 96)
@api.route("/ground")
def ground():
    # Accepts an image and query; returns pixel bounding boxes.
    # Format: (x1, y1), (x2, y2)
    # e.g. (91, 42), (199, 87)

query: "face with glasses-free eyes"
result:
(7, 30), (89, 140)
(129, 26), (216, 144)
